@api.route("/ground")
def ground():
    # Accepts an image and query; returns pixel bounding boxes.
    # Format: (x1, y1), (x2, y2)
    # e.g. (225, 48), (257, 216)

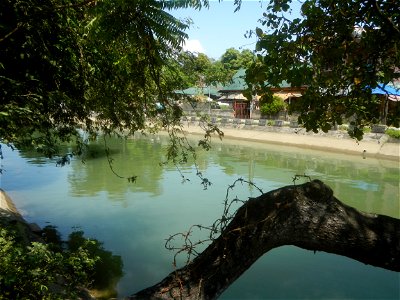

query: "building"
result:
(218, 69), (306, 119)
(217, 69), (250, 118)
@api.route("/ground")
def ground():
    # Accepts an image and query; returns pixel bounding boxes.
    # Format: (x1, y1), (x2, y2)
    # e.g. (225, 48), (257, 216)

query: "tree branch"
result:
(129, 180), (400, 299)
(369, 0), (400, 37)
(0, 0), (98, 44)
(54, 0), (98, 10)
(0, 24), (20, 43)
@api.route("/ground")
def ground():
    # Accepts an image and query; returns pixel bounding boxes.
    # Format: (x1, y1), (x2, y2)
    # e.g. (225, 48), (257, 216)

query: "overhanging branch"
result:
(130, 180), (399, 299)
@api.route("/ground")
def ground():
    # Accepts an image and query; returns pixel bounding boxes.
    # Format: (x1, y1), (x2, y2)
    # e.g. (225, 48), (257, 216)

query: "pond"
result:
(1, 133), (399, 299)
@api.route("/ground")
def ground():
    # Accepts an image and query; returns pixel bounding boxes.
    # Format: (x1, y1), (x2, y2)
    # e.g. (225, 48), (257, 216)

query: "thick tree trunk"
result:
(129, 180), (400, 300)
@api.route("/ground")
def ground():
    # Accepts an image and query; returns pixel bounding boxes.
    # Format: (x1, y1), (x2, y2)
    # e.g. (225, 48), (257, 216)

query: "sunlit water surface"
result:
(1, 134), (399, 299)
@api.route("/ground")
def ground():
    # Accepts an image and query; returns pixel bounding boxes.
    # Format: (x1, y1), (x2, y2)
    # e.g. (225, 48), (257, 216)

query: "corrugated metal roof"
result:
(218, 69), (296, 92)
(272, 80), (291, 89)
(219, 69), (248, 92)
(175, 85), (222, 96)
(218, 92), (247, 101)
(177, 69), (303, 98)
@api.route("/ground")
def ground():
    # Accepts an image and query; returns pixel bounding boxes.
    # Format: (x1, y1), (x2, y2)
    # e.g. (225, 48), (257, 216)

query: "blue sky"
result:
(170, 0), (301, 60)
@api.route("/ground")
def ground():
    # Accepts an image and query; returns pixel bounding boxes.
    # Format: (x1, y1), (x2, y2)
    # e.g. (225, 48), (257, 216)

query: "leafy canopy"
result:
(0, 0), (210, 157)
(220, 47), (255, 72)
(173, 48), (256, 90)
(245, 0), (400, 139)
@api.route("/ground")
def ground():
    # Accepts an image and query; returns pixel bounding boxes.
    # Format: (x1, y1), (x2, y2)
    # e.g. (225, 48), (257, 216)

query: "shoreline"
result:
(179, 122), (400, 162)
(0, 188), (23, 219)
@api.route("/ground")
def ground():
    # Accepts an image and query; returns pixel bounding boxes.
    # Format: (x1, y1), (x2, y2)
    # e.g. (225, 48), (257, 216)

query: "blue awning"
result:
(371, 84), (400, 101)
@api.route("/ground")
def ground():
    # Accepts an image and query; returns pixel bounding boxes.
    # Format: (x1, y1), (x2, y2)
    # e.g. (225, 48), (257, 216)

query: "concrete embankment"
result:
(180, 121), (400, 162)
(0, 188), (23, 220)
(0, 189), (42, 239)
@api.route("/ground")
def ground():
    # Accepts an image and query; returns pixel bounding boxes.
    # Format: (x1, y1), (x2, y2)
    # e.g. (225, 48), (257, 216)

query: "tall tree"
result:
(246, 0), (400, 139)
(220, 47), (255, 72)
(174, 52), (213, 87)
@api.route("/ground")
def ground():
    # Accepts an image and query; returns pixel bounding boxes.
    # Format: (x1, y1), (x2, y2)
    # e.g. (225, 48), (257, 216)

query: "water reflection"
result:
(1, 134), (399, 299)
(11, 134), (398, 217)
(209, 139), (399, 218)
(68, 136), (166, 201)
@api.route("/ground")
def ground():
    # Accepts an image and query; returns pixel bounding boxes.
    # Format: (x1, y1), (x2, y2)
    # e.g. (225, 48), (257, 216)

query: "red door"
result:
(234, 102), (250, 119)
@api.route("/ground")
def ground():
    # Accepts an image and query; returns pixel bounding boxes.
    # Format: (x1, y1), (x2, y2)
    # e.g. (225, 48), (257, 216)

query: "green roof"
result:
(175, 84), (222, 97)
(219, 69), (248, 92)
(275, 80), (291, 88)
(176, 69), (299, 96)
(219, 69), (298, 92)
(175, 87), (203, 96)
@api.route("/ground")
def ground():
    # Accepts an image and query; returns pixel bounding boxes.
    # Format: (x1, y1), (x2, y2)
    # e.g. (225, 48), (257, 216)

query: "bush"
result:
(260, 95), (286, 116)
(0, 227), (93, 299)
(385, 128), (400, 139)
(363, 126), (372, 133)
(0, 224), (123, 299)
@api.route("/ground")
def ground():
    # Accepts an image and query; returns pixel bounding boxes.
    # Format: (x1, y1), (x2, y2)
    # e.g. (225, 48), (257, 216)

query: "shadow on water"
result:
(42, 225), (124, 299)
(67, 230), (124, 299)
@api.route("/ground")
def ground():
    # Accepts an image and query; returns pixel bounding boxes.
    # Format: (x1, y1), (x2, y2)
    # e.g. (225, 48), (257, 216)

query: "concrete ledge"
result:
(0, 189), (45, 243)
(0, 188), (22, 220)
(179, 125), (400, 161)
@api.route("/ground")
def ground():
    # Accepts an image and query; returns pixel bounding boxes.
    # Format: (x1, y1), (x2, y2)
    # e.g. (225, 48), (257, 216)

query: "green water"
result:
(1, 134), (399, 299)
